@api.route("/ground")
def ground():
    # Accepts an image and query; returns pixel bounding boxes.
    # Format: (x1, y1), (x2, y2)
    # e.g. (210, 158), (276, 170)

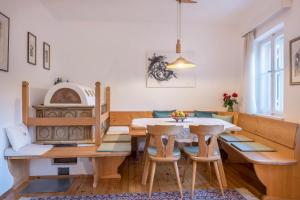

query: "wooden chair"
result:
(142, 125), (184, 198)
(182, 125), (225, 197)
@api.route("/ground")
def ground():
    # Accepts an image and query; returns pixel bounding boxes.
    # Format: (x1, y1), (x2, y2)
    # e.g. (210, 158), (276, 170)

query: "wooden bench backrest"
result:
(237, 113), (298, 149)
(110, 111), (239, 126)
(216, 111), (239, 125)
(110, 111), (153, 126)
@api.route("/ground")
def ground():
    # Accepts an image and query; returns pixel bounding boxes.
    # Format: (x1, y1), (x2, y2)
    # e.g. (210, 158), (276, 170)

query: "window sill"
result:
(254, 113), (284, 120)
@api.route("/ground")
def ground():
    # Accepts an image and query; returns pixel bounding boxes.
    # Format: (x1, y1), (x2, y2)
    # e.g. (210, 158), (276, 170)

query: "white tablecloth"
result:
(131, 117), (242, 143)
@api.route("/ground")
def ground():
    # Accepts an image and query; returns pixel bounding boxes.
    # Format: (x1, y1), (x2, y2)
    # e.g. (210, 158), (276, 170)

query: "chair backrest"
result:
(147, 125), (183, 158)
(189, 125), (224, 158)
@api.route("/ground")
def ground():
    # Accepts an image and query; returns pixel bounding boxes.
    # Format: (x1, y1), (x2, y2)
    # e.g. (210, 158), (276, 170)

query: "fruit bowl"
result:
(171, 111), (188, 122)
(172, 116), (187, 122)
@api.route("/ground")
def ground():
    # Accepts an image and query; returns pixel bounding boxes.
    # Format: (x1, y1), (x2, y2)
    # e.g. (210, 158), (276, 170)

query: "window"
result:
(256, 31), (284, 116)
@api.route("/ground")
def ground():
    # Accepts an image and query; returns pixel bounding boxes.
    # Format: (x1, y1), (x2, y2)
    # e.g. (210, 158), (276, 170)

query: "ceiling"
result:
(40, 0), (259, 25)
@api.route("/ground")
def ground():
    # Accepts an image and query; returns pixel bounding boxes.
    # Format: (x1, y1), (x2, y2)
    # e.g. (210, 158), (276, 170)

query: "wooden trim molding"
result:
(22, 81), (29, 125)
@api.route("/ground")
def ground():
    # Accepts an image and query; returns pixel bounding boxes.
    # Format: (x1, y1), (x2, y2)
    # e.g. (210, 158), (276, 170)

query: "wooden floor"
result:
(4, 155), (265, 200)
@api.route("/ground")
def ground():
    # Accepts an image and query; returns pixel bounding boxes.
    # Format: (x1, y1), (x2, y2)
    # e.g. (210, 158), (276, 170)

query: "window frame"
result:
(256, 30), (284, 116)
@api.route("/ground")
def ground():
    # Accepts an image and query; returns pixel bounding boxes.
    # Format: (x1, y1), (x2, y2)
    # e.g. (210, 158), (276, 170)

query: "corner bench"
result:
(219, 113), (300, 200)
(6, 145), (131, 189)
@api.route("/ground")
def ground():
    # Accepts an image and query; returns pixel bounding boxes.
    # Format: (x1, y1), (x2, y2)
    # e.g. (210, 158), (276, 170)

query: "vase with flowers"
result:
(223, 92), (238, 112)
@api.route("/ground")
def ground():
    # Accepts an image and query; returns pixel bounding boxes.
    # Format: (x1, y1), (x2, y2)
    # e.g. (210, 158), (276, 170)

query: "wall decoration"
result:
(0, 12), (9, 72)
(146, 52), (196, 88)
(290, 36), (300, 85)
(27, 32), (36, 65)
(43, 42), (50, 70)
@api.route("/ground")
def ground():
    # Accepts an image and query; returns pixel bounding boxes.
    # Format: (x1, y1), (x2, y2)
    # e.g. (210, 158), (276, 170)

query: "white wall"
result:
(240, 0), (300, 123)
(0, 0), (245, 196)
(0, 0), (61, 195)
(58, 21), (243, 111)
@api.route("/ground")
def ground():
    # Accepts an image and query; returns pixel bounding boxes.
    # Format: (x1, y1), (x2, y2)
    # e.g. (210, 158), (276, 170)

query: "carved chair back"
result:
(189, 125), (224, 158)
(147, 125), (183, 158)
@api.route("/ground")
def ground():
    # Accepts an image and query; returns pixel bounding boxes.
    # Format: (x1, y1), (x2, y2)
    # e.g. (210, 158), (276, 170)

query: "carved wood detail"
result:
(50, 88), (81, 104)
(35, 106), (93, 143)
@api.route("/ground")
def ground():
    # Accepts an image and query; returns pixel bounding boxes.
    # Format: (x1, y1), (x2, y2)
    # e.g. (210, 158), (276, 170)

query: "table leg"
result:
(131, 136), (139, 160)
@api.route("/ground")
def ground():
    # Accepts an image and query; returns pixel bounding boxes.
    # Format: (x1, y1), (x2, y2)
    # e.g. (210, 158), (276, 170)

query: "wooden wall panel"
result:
(110, 111), (153, 126)
(217, 111), (239, 125)
(237, 113), (298, 149)
(237, 113), (258, 133)
(256, 116), (298, 149)
(110, 111), (239, 126)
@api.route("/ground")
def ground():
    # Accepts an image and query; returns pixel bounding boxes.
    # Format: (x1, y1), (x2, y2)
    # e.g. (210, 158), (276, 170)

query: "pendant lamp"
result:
(167, 0), (196, 69)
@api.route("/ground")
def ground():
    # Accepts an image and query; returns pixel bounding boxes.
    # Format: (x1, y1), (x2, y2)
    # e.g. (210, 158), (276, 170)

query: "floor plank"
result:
(4, 155), (265, 200)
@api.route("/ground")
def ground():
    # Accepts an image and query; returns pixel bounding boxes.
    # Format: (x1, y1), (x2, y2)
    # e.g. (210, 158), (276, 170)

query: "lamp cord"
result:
(177, 0), (182, 41)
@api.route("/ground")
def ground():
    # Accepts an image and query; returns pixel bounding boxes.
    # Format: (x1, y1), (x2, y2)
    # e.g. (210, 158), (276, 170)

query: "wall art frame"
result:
(27, 32), (37, 65)
(43, 42), (50, 70)
(0, 12), (10, 72)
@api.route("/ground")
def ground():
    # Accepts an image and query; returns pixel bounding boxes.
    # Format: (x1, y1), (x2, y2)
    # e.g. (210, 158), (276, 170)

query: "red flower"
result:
(223, 93), (228, 97)
(232, 92), (238, 98)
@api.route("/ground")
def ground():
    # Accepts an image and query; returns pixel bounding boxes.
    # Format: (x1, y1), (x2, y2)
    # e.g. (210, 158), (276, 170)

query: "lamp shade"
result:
(167, 56), (196, 69)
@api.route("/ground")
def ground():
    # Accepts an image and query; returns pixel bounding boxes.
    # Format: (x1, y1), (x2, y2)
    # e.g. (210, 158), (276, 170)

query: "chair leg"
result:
(148, 161), (156, 198)
(191, 161), (197, 197)
(213, 161), (224, 196)
(182, 156), (190, 183)
(207, 162), (212, 184)
(173, 161), (183, 198)
(142, 155), (150, 185)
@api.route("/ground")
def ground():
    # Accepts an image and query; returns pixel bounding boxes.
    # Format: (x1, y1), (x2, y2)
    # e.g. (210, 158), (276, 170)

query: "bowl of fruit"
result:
(171, 111), (188, 122)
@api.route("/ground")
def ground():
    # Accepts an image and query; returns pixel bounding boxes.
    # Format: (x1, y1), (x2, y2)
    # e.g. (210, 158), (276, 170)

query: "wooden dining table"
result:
(130, 117), (242, 187)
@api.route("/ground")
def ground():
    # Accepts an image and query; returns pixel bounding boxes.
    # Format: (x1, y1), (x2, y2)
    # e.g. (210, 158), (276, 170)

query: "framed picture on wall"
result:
(146, 52), (196, 88)
(27, 32), (36, 65)
(43, 42), (50, 70)
(290, 36), (300, 85)
(0, 12), (9, 72)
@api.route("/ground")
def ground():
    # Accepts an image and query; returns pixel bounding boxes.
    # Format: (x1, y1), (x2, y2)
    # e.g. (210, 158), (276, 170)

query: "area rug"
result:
(28, 189), (248, 200)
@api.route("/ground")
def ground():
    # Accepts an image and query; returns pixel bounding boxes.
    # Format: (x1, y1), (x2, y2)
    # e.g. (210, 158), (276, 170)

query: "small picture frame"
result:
(0, 12), (10, 72)
(43, 42), (50, 70)
(27, 32), (36, 65)
(290, 36), (300, 85)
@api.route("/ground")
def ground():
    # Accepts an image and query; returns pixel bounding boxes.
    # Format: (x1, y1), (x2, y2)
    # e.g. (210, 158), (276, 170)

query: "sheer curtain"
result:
(242, 31), (257, 114)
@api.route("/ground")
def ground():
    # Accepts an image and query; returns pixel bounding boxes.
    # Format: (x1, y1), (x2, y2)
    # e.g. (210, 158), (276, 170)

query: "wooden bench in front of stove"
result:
(6, 81), (130, 191)
(219, 113), (300, 200)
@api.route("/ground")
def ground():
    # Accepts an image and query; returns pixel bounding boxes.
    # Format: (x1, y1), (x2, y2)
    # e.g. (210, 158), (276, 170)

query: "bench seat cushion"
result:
(5, 144), (53, 157)
(153, 110), (176, 118)
(231, 142), (276, 152)
(97, 142), (131, 152)
(219, 134), (254, 142)
(107, 126), (129, 135)
(194, 111), (217, 118)
(103, 134), (131, 142)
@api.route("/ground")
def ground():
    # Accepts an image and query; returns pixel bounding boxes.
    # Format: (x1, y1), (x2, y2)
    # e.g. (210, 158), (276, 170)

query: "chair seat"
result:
(147, 146), (181, 157)
(183, 146), (221, 161)
(183, 146), (199, 156)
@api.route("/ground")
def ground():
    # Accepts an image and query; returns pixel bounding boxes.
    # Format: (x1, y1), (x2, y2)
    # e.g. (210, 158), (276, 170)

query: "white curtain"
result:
(242, 31), (257, 114)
